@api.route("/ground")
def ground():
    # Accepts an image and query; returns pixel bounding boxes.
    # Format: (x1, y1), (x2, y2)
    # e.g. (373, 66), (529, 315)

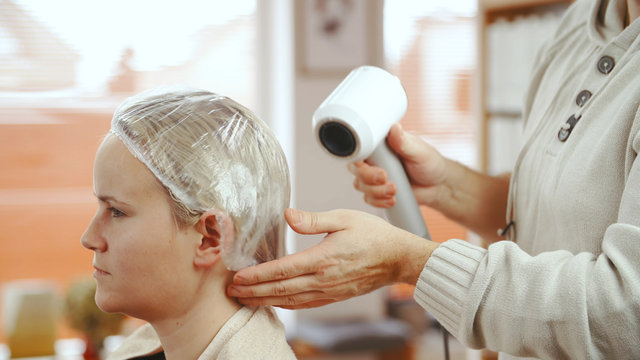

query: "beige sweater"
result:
(107, 306), (295, 360)
(414, 0), (640, 358)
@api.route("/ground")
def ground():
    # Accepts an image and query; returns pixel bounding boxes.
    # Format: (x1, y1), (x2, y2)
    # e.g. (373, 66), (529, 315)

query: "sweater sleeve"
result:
(414, 137), (640, 358)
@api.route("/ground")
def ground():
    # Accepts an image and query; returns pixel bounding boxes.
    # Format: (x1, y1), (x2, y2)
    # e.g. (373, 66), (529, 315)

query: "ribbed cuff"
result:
(413, 239), (486, 336)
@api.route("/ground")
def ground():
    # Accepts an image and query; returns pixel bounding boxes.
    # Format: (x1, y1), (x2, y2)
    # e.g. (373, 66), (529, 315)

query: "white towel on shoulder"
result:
(108, 306), (295, 360)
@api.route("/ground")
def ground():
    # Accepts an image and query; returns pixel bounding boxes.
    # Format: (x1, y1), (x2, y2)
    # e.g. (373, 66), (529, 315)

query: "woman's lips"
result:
(93, 265), (111, 276)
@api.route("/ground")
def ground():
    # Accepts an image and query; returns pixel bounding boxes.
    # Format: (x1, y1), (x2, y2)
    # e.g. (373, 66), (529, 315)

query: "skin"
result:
(349, 124), (510, 243)
(228, 207), (438, 309)
(228, 124), (507, 309)
(228, 3), (640, 309)
(82, 135), (240, 360)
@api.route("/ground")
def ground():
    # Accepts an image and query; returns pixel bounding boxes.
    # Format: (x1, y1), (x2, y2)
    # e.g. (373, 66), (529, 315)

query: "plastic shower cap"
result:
(109, 86), (291, 271)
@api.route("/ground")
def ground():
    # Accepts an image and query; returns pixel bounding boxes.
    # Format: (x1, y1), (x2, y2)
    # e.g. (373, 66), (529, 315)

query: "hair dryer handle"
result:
(368, 142), (431, 240)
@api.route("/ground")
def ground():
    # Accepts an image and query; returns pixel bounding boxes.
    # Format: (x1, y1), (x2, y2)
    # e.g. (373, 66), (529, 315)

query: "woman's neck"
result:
(150, 275), (242, 360)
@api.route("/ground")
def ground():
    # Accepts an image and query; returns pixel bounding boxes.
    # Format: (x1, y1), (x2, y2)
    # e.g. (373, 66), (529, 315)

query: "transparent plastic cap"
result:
(109, 86), (290, 271)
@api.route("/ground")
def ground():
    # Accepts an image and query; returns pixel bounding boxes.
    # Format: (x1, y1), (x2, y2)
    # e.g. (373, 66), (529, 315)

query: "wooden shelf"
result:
(481, 0), (572, 24)
(477, 0), (572, 172)
(480, 0), (571, 12)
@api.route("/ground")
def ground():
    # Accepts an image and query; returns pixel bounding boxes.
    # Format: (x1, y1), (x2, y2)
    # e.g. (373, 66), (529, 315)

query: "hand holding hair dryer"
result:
(312, 65), (431, 239)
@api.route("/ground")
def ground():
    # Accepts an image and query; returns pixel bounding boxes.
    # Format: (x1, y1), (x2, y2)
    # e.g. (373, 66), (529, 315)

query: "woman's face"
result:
(82, 135), (201, 320)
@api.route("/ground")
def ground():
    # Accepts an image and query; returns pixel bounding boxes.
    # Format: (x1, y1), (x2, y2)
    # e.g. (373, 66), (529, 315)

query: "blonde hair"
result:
(110, 86), (290, 270)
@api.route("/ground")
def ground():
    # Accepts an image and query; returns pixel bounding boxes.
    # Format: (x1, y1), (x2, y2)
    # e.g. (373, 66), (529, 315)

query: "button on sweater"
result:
(414, 0), (640, 358)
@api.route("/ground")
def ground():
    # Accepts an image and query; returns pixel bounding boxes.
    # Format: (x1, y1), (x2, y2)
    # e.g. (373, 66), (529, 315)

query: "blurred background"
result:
(0, 0), (570, 359)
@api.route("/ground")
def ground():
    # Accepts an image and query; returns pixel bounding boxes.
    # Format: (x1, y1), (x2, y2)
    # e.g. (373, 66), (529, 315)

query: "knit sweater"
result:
(107, 306), (295, 360)
(414, 0), (640, 358)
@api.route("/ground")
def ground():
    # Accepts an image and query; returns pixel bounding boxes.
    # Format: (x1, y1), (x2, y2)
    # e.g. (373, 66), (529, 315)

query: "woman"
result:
(81, 87), (295, 359)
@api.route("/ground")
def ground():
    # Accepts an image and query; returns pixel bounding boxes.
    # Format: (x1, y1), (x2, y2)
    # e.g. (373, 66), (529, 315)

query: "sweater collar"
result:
(588, 0), (628, 44)
(588, 0), (640, 50)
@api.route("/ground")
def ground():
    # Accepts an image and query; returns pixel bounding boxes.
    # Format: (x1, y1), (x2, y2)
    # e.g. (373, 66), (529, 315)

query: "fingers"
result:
(228, 272), (341, 309)
(229, 276), (353, 309)
(236, 293), (336, 309)
(387, 123), (428, 164)
(280, 299), (335, 310)
(229, 274), (319, 298)
(354, 178), (397, 199)
(348, 161), (397, 206)
(285, 208), (347, 235)
(364, 194), (396, 208)
(232, 251), (317, 285)
(347, 161), (387, 186)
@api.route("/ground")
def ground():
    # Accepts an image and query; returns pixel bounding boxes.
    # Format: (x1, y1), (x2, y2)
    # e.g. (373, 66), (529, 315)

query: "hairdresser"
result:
(228, 0), (640, 358)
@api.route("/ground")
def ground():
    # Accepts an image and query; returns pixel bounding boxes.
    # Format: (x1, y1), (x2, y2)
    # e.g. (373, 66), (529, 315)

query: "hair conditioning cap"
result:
(109, 86), (290, 271)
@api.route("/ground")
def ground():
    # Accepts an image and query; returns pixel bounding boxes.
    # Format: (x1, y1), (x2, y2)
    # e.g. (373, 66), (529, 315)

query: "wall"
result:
(291, 0), (389, 324)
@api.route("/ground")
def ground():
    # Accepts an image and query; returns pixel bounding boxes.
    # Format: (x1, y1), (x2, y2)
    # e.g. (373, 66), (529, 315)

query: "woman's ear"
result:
(193, 211), (232, 268)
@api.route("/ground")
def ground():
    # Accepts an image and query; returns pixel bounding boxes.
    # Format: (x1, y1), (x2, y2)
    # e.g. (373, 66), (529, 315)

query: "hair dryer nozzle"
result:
(318, 121), (357, 157)
(312, 65), (407, 162)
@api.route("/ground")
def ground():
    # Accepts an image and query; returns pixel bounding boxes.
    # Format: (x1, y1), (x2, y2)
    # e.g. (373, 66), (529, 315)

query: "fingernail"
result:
(385, 184), (395, 196)
(228, 286), (240, 296)
(394, 123), (405, 140)
(375, 172), (385, 184)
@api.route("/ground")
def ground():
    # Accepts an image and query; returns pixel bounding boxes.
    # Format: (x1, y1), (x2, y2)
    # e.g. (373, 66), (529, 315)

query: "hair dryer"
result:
(312, 65), (431, 240)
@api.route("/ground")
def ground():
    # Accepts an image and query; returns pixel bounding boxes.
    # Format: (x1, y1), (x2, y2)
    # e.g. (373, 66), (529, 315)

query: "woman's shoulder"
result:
(106, 323), (162, 360)
(105, 307), (296, 360)
(208, 306), (296, 359)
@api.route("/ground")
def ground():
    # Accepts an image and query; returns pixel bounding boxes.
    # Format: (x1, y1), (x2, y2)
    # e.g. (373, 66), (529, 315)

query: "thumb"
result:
(387, 123), (428, 164)
(285, 208), (345, 235)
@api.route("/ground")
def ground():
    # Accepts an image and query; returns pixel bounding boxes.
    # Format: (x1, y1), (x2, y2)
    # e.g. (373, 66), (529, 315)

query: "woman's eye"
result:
(108, 207), (126, 218)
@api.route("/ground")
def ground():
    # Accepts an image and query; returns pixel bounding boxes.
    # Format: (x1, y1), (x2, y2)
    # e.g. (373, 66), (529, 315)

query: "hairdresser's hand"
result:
(227, 208), (438, 309)
(350, 123), (512, 242)
(348, 123), (448, 209)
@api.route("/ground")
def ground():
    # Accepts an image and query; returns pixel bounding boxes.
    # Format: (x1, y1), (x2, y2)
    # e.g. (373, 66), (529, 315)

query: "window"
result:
(0, 0), (257, 341)
(384, 1), (477, 244)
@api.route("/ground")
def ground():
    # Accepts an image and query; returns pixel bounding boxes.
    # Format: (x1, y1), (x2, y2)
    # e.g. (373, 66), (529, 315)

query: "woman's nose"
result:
(81, 215), (107, 252)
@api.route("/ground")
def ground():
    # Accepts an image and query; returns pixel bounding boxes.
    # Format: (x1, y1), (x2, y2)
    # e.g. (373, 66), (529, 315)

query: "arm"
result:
(350, 124), (510, 243)
(426, 160), (510, 242)
(416, 135), (640, 358)
(228, 208), (439, 309)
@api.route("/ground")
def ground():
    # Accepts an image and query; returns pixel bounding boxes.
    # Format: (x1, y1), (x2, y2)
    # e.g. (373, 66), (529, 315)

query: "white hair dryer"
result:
(313, 65), (431, 239)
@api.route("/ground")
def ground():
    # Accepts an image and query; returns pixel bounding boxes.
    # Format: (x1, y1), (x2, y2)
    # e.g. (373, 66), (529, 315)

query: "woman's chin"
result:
(94, 291), (121, 314)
